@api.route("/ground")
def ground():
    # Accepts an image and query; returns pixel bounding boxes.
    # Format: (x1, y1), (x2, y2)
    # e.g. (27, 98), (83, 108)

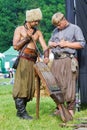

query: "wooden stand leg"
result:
(36, 75), (40, 119)
(57, 104), (73, 122)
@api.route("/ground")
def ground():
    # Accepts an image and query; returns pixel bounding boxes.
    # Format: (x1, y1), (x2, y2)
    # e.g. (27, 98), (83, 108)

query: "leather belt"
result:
(20, 52), (37, 62)
(54, 53), (75, 59)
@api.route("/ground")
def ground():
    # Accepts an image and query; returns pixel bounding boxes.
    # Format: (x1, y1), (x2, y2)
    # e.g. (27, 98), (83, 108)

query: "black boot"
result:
(14, 98), (33, 120)
(16, 99), (27, 117)
(24, 98), (27, 107)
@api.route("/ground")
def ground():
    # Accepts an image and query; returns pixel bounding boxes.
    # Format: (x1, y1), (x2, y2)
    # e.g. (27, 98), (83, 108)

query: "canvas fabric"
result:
(51, 57), (78, 102)
(13, 58), (35, 101)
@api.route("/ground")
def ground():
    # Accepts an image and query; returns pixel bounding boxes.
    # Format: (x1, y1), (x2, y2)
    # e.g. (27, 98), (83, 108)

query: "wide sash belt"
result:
(54, 53), (75, 59)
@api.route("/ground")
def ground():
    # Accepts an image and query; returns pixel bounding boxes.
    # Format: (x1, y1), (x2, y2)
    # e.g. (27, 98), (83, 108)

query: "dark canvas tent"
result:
(3, 46), (18, 68)
(65, 0), (87, 104)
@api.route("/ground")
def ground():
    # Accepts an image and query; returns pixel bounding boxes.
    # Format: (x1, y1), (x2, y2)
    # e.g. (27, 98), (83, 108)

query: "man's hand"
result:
(58, 39), (68, 48)
(27, 28), (34, 37)
(49, 42), (58, 48)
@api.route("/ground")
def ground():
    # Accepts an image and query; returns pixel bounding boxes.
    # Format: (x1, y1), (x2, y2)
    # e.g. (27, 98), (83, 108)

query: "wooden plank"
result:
(34, 62), (60, 92)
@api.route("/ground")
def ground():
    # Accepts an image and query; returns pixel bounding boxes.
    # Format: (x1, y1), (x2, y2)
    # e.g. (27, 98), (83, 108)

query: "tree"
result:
(0, 0), (65, 52)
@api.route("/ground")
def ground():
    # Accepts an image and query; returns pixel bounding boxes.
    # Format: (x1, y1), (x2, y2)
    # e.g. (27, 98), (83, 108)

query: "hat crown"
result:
(26, 8), (42, 22)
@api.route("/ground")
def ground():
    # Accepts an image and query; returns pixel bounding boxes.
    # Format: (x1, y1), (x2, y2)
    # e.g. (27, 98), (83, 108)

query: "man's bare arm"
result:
(13, 27), (30, 50)
(38, 31), (49, 63)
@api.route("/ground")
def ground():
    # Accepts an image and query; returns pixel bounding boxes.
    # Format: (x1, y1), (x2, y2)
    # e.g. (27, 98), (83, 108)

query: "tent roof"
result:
(0, 53), (5, 58)
(3, 46), (18, 56)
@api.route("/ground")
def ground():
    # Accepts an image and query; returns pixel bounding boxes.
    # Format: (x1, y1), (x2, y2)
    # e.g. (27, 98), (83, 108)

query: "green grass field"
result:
(0, 78), (87, 130)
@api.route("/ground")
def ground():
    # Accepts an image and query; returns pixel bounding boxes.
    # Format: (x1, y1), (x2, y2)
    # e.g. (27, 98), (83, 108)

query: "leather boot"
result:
(16, 100), (27, 117)
(24, 98), (27, 107)
(14, 98), (33, 120)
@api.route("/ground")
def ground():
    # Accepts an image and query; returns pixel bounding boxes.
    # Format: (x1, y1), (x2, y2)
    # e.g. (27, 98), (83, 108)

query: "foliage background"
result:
(0, 0), (65, 52)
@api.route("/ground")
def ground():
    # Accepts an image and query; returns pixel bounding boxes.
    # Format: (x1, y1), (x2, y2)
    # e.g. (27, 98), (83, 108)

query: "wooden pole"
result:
(36, 74), (40, 119)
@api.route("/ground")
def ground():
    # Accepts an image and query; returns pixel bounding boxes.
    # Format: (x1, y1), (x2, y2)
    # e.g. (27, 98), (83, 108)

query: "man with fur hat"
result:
(12, 8), (49, 120)
(48, 12), (85, 117)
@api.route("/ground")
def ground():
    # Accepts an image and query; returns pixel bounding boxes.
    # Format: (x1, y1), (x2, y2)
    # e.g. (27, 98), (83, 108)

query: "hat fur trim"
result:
(26, 8), (42, 22)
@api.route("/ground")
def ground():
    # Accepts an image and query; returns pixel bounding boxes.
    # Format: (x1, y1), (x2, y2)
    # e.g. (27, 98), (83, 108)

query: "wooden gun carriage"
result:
(34, 62), (73, 122)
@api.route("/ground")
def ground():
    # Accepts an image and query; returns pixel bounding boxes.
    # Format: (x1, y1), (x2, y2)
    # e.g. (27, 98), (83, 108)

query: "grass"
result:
(0, 78), (87, 130)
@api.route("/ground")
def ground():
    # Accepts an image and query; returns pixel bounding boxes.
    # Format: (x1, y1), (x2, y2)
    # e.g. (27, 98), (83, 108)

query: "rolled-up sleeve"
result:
(75, 26), (86, 47)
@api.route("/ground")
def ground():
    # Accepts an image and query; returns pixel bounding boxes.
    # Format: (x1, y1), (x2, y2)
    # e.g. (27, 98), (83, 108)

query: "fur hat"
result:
(52, 12), (64, 25)
(26, 8), (42, 22)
